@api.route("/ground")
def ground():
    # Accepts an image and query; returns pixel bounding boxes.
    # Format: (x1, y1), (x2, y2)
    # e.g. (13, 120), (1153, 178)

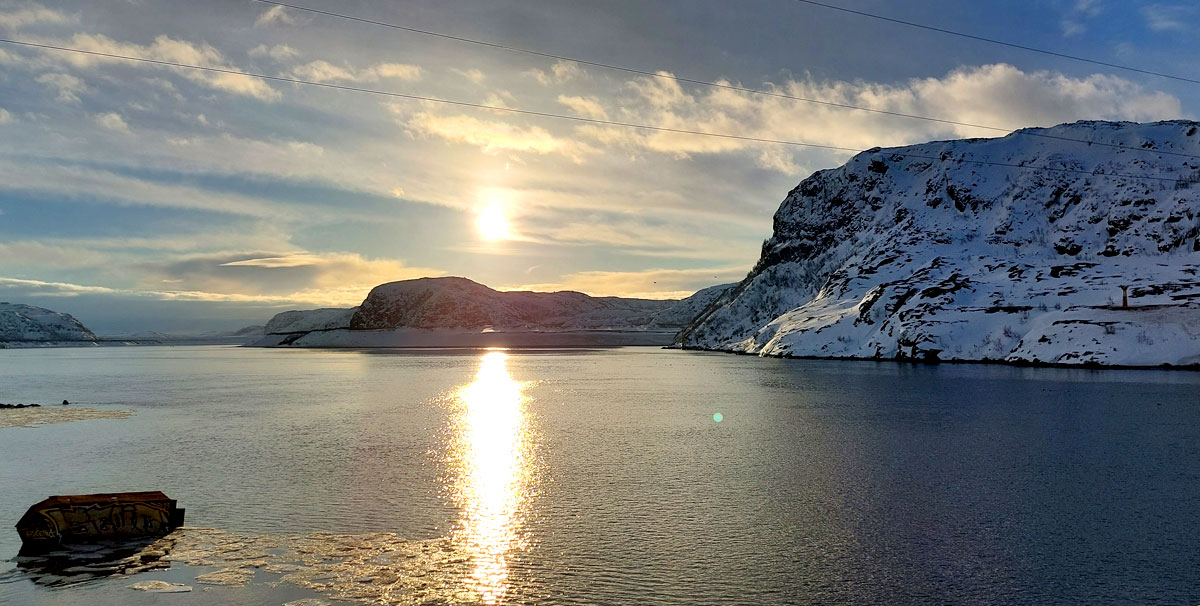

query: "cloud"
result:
(505, 266), (747, 300)
(0, 107), (11, 124)
(249, 43), (299, 61)
(452, 68), (485, 84)
(254, 5), (297, 28)
(0, 241), (111, 270)
(288, 59), (422, 83)
(566, 64), (1183, 172)
(403, 111), (591, 160)
(369, 63), (422, 80)
(1, 159), (289, 217)
(525, 60), (586, 85)
(1060, 0), (1103, 36)
(0, 2), (72, 28)
(557, 95), (609, 120)
(94, 112), (130, 133)
(1, 246), (447, 307)
(144, 251), (446, 306)
(22, 33), (280, 100)
(35, 71), (86, 102)
(0, 277), (120, 296)
(1141, 4), (1195, 31)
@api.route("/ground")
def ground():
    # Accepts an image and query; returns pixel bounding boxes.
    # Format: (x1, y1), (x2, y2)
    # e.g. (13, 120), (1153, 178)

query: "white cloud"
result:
(249, 43), (299, 61)
(0, 277), (120, 296)
(369, 62), (422, 80)
(1, 159), (288, 217)
(557, 95), (609, 120)
(452, 68), (485, 84)
(525, 60), (587, 85)
(402, 111), (592, 160)
(288, 59), (422, 83)
(254, 5), (297, 28)
(1060, 0), (1103, 36)
(288, 59), (355, 83)
(0, 107), (11, 125)
(35, 71), (86, 102)
(3, 246), (447, 307)
(566, 64), (1183, 172)
(0, 241), (109, 270)
(1142, 4), (1195, 31)
(94, 112), (130, 133)
(24, 33), (280, 100)
(0, 3), (72, 28)
(150, 251), (446, 306)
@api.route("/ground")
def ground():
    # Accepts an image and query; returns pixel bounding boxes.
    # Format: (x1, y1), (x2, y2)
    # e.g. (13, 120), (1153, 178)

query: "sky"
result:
(1, 0), (1199, 333)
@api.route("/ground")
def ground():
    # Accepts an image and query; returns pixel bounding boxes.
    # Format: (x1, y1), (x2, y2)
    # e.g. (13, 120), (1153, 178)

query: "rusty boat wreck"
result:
(15, 491), (185, 553)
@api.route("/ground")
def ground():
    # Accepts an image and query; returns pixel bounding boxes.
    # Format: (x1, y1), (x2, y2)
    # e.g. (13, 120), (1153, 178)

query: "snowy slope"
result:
(650, 283), (734, 328)
(0, 302), (97, 345)
(680, 120), (1200, 367)
(265, 308), (358, 334)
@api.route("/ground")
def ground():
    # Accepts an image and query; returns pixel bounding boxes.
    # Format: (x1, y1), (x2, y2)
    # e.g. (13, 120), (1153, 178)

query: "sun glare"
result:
(476, 205), (511, 241)
(448, 351), (533, 604)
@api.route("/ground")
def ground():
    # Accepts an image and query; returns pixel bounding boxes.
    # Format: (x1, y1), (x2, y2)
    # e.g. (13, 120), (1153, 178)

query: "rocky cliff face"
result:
(680, 120), (1200, 367)
(0, 303), (97, 345)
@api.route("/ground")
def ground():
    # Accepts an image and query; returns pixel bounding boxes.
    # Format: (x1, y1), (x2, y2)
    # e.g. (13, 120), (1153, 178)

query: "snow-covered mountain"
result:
(0, 303), (97, 346)
(680, 121), (1200, 367)
(265, 308), (358, 335)
(103, 325), (265, 344)
(251, 278), (729, 347)
(351, 277), (677, 330)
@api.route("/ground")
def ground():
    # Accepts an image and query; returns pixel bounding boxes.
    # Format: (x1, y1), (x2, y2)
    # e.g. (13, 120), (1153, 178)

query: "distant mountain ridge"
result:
(679, 120), (1200, 367)
(252, 277), (732, 347)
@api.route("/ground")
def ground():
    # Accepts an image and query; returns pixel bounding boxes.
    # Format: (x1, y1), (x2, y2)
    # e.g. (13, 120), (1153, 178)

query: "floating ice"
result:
(0, 406), (132, 428)
(129, 580), (192, 593)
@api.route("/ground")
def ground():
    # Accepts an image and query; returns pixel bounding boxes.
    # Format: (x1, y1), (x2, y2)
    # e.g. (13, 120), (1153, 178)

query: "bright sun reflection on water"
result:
(449, 351), (533, 604)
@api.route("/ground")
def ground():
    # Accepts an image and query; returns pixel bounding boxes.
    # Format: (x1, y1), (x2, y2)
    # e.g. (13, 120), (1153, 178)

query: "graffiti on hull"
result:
(16, 492), (184, 552)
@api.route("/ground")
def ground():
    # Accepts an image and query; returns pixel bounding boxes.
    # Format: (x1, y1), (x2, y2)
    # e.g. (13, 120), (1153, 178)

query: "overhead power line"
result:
(250, 0), (1200, 163)
(0, 37), (1190, 185)
(791, 0), (1200, 85)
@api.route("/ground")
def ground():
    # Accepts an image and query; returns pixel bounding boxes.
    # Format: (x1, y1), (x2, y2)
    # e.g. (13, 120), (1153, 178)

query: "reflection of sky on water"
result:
(448, 351), (534, 604)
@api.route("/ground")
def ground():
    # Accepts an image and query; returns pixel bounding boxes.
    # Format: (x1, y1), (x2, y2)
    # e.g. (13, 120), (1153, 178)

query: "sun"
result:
(476, 204), (511, 241)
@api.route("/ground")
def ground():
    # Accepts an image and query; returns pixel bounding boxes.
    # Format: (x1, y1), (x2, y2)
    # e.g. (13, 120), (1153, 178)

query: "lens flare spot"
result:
(713, 412), (723, 423)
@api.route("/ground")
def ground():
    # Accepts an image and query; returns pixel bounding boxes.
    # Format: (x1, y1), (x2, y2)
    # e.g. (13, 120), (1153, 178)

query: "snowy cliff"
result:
(0, 302), (97, 346)
(680, 120), (1200, 367)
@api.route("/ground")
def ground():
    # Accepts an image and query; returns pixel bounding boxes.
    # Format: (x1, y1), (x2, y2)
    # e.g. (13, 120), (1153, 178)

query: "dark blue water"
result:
(0, 346), (1197, 605)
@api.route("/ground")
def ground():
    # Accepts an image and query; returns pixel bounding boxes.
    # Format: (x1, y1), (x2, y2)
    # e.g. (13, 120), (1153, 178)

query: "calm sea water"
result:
(0, 346), (1197, 605)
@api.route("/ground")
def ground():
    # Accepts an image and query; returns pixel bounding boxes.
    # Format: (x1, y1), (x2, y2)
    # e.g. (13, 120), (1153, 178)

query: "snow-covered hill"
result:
(680, 120), (1200, 367)
(0, 302), (97, 346)
(265, 308), (357, 335)
(251, 278), (728, 347)
(351, 277), (678, 331)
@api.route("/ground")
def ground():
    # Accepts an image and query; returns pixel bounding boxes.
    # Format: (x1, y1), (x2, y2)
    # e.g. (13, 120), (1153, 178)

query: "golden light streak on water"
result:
(448, 351), (533, 604)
